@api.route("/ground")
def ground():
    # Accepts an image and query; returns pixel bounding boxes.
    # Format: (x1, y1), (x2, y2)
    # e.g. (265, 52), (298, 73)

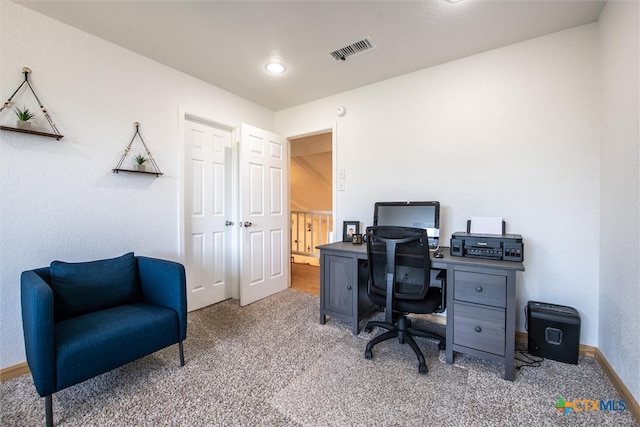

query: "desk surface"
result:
(317, 242), (525, 272)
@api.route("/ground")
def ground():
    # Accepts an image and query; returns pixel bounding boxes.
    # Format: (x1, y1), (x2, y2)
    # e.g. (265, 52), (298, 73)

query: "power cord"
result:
(515, 349), (544, 370)
(516, 305), (544, 370)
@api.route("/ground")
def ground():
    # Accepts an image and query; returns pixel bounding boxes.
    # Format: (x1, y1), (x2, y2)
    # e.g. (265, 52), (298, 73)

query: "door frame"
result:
(178, 107), (241, 301)
(178, 109), (338, 301)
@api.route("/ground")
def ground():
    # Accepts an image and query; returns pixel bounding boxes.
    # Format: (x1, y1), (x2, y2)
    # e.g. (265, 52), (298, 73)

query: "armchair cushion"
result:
(49, 252), (141, 321)
(54, 303), (179, 391)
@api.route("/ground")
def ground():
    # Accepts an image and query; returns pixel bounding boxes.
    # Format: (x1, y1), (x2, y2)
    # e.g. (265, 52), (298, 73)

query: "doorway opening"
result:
(289, 131), (333, 295)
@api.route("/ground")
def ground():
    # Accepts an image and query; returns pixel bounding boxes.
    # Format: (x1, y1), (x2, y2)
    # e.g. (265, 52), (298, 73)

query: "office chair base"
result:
(364, 315), (445, 374)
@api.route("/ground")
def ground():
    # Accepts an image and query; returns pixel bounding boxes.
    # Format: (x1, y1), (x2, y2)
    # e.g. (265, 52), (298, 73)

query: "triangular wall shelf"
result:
(0, 67), (63, 140)
(112, 122), (163, 177)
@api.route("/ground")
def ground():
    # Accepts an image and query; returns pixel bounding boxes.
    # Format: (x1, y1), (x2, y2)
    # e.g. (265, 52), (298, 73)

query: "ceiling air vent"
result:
(329, 37), (377, 61)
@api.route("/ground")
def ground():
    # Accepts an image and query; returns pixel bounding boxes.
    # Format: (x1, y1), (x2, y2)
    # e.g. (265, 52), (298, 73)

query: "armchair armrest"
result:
(21, 269), (56, 397)
(136, 257), (187, 340)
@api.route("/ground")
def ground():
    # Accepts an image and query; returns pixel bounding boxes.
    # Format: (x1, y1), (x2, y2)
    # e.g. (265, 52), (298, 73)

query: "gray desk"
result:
(317, 241), (525, 380)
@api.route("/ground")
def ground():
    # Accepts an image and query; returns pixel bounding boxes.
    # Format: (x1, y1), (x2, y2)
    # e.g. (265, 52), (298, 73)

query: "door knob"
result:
(225, 221), (234, 226)
(243, 221), (252, 227)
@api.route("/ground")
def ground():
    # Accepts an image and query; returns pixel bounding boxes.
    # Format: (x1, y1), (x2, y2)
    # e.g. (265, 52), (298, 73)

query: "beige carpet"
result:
(1, 289), (637, 426)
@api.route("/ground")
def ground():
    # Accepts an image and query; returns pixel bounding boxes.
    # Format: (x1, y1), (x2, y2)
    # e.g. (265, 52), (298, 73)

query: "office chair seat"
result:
(363, 226), (446, 374)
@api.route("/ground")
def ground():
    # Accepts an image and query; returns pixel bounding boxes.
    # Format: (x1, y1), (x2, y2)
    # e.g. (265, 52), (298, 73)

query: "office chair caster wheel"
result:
(418, 363), (428, 374)
(364, 326), (372, 333)
(365, 349), (373, 359)
(438, 341), (446, 350)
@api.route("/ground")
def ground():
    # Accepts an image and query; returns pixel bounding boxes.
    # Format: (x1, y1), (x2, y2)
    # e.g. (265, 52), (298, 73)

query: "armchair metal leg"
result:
(45, 395), (53, 427)
(178, 340), (185, 366)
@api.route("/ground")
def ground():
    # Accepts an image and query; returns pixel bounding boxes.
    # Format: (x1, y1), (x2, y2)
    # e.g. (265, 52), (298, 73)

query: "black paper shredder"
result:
(527, 301), (580, 365)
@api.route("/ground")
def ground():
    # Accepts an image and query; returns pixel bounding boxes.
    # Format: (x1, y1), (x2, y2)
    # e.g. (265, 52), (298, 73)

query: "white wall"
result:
(598, 0), (640, 403)
(277, 25), (601, 344)
(0, 2), (275, 369)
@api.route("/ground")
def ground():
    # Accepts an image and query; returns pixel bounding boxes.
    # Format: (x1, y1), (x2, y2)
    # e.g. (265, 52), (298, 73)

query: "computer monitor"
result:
(373, 201), (440, 249)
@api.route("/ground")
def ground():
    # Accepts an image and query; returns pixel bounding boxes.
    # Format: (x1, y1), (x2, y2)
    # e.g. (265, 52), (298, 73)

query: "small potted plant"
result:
(134, 153), (147, 171)
(15, 106), (36, 129)
(134, 153), (147, 172)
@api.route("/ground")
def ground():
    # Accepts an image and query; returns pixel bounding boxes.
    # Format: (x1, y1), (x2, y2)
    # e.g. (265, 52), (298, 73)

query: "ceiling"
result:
(16, 0), (606, 111)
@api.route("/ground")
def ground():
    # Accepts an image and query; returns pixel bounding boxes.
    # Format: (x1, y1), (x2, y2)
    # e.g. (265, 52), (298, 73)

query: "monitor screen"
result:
(373, 201), (440, 249)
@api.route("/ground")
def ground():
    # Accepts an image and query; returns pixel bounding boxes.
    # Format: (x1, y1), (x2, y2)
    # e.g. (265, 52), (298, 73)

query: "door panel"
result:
(248, 230), (265, 284)
(184, 119), (233, 311)
(240, 123), (289, 305)
(270, 228), (284, 277)
(249, 163), (264, 215)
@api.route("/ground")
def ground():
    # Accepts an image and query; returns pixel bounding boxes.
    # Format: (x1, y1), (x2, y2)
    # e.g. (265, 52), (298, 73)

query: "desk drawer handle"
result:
(475, 326), (482, 333)
(476, 286), (483, 292)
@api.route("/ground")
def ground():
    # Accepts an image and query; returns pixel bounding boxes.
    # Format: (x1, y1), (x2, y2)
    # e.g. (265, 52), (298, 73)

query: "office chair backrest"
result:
(366, 226), (431, 301)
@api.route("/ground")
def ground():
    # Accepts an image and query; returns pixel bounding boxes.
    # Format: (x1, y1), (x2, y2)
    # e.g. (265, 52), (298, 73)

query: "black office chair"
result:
(364, 226), (446, 374)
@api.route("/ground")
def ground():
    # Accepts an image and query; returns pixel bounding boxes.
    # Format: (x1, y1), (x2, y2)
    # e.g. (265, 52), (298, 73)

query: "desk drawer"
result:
(453, 302), (505, 356)
(454, 270), (506, 307)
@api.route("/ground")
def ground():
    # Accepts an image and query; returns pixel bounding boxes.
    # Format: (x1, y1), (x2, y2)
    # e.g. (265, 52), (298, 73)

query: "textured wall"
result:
(598, 0), (640, 404)
(0, 2), (274, 369)
(277, 25), (601, 345)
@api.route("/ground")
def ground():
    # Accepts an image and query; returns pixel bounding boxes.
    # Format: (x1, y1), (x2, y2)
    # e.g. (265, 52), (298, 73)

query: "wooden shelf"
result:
(112, 168), (163, 177)
(112, 123), (163, 177)
(0, 125), (63, 140)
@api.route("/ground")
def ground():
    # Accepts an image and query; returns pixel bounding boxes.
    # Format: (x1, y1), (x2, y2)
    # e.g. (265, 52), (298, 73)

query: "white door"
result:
(239, 123), (289, 306)
(184, 119), (233, 311)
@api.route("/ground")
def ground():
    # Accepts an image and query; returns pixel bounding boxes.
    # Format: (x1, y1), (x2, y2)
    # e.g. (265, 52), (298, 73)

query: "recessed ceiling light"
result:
(265, 62), (286, 74)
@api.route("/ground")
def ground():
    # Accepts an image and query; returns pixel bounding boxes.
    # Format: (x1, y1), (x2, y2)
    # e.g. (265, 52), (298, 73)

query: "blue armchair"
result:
(21, 253), (187, 427)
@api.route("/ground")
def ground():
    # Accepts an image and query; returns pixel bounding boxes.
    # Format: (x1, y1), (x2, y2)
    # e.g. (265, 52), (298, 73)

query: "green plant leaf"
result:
(15, 106), (36, 121)
(134, 153), (147, 164)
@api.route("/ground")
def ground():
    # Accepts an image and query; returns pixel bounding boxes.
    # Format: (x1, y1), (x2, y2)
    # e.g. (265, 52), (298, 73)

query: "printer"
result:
(449, 218), (524, 262)
(450, 232), (524, 262)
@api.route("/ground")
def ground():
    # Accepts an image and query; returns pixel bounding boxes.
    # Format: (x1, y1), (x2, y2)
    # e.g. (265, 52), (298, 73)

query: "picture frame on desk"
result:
(342, 221), (360, 242)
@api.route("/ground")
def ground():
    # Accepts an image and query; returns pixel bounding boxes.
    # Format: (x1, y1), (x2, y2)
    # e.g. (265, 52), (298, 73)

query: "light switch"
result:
(338, 169), (346, 179)
(338, 180), (345, 191)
